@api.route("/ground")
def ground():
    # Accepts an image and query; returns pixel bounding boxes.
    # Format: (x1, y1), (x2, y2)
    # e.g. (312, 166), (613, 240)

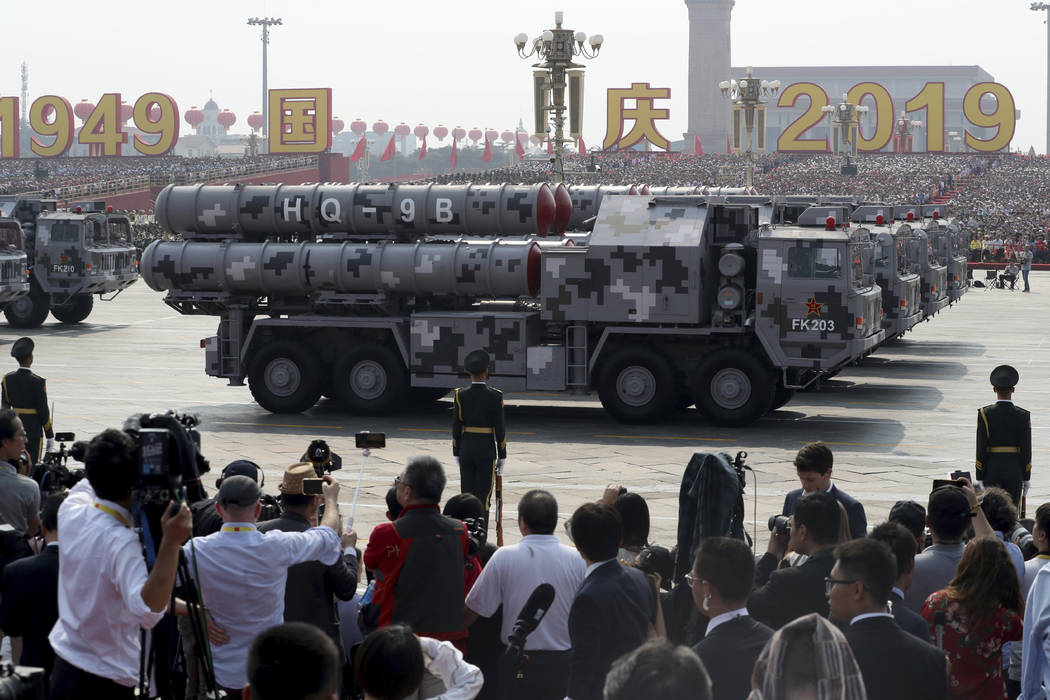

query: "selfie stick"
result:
(348, 448), (370, 528)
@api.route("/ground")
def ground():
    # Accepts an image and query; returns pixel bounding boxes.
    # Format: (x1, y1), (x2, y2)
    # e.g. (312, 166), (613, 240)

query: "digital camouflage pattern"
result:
(857, 223), (923, 338)
(32, 213), (137, 300)
(0, 221), (29, 304)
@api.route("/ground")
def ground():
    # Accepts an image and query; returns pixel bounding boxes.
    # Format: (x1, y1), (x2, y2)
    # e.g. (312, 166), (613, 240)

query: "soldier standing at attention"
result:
(452, 350), (506, 524)
(1, 337), (53, 463)
(977, 364), (1031, 509)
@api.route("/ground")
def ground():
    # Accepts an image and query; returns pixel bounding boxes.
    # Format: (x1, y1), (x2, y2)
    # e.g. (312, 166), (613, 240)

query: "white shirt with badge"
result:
(49, 478), (166, 687)
(183, 520), (341, 689)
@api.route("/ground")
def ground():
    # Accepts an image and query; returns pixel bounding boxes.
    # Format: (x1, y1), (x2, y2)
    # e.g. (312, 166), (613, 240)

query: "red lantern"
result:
(485, 129), (499, 143)
(185, 107), (205, 127)
(350, 118), (367, 135)
(468, 127), (482, 142)
(247, 112), (263, 132)
(331, 118), (345, 135)
(148, 103), (163, 122)
(414, 124), (429, 140)
(452, 126), (466, 141)
(372, 120), (389, 135)
(433, 125), (448, 140)
(120, 101), (133, 123)
(74, 100), (95, 122)
(501, 130), (514, 143)
(217, 110), (236, 129)
(394, 122), (411, 137)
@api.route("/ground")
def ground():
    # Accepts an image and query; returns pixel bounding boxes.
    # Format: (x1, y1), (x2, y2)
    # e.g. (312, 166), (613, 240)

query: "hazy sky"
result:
(5, 0), (1049, 151)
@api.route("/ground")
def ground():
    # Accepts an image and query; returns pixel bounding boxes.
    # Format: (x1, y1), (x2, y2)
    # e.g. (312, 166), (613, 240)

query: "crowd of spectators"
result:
(2, 413), (1050, 699)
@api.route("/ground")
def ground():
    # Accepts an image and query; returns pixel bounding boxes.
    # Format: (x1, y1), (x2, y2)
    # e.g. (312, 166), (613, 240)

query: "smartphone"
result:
(356, 431), (386, 449)
(302, 478), (325, 495)
(55, 432), (75, 442)
(932, 479), (965, 491)
(950, 471), (972, 483)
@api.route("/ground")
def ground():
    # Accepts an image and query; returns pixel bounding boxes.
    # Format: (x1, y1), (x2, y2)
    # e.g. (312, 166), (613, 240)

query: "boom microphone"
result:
(505, 583), (556, 657)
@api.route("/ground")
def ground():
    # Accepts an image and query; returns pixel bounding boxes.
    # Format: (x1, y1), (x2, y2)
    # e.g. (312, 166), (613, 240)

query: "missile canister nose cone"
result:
(527, 243), (541, 296)
(535, 183), (556, 237)
(552, 183), (572, 235)
(627, 184), (639, 195)
(638, 184), (651, 195)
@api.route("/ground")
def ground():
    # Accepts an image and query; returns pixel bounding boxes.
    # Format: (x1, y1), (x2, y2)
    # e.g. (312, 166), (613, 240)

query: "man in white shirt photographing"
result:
(48, 428), (196, 699)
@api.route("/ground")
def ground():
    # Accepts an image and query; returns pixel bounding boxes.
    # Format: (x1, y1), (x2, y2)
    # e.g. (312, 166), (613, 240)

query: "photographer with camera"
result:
(184, 470), (344, 698)
(47, 429), (197, 698)
(191, 460), (279, 537)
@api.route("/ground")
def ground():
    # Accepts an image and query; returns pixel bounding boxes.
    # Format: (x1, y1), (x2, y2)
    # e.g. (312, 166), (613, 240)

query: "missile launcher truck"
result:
(142, 183), (885, 426)
(0, 197), (138, 327)
(848, 206), (923, 340)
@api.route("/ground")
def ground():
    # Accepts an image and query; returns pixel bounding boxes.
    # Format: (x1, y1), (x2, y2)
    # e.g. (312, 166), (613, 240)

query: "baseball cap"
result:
(217, 475), (261, 508)
(928, 486), (973, 522)
(216, 459), (262, 489)
(888, 500), (927, 538)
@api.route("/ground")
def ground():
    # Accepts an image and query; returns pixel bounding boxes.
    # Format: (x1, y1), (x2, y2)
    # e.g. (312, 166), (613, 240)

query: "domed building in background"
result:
(176, 96), (246, 157)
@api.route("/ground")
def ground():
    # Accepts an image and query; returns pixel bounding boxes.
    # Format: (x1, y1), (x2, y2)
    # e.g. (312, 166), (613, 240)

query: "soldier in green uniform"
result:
(452, 349), (506, 524)
(1, 337), (54, 463)
(976, 364), (1031, 508)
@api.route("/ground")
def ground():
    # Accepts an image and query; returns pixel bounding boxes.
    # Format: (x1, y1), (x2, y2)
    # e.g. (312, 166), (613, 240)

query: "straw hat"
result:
(279, 463), (316, 494)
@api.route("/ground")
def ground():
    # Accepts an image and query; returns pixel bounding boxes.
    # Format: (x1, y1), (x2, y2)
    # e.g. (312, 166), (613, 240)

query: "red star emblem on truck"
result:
(805, 297), (823, 317)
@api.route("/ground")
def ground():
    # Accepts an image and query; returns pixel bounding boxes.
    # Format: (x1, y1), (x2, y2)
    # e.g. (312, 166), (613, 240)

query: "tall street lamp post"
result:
(247, 16), (282, 138)
(719, 66), (779, 188)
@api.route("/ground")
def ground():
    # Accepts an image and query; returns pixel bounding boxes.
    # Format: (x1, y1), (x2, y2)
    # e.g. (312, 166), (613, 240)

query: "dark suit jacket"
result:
(693, 615), (773, 700)
(845, 615), (948, 700)
(783, 484), (867, 539)
(567, 560), (653, 700)
(748, 548), (835, 629)
(0, 543), (59, 672)
(258, 512), (359, 653)
(891, 590), (931, 642)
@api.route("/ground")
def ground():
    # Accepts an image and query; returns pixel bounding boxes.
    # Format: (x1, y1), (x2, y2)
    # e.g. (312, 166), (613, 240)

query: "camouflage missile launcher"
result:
(918, 205), (968, 304)
(0, 196), (138, 327)
(849, 206), (923, 339)
(144, 191), (885, 426)
(155, 182), (571, 242)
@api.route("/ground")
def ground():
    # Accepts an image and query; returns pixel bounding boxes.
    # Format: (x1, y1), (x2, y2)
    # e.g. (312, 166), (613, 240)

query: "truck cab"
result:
(0, 221), (29, 306)
(849, 206), (922, 339)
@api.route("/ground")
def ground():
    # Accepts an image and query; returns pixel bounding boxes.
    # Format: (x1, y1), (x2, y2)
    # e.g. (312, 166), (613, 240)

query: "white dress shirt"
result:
(849, 612), (894, 625)
(465, 534), (586, 650)
(184, 521), (341, 689)
(417, 637), (484, 700)
(49, 479), (166, 687)
(704, 607), (749, 637)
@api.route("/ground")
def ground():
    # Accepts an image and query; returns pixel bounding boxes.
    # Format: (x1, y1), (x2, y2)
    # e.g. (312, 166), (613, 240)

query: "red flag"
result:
(349, 135), (367, 163)
(547, 138), (553, 155)
(515, 134), (525, 159)
(380, 134), (396, 162)
(481, 135), (493, 163)
(451, 137), (458, 170)
(418, 135), (427, 160)
(694, 134), (703, 156)
(578, 137), (586, 156)
(725, 134), (732, 154)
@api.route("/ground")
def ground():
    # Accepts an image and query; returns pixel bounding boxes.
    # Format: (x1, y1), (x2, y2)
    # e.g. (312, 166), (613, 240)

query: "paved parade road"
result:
(14, 276), (1048, 549)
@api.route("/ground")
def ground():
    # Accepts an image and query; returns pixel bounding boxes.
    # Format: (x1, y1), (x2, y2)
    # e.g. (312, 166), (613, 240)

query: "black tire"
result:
(770, 382), (795, 412)
(691, 349), (775, 427)
(50, 295), (94, 324)
(4, 282), (50, 328)
(332, 342), (408, 414)
(248, 340), (322, 413)
(410, 387), (450, 403)
(596, 345), (679, 424)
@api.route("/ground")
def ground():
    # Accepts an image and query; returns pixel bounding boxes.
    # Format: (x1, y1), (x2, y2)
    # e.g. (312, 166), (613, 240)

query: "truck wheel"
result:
(596, 346), (678, 423)
(248, 340), (322, 414)
(410, 387), (450, 403)
(692, 350), (775, 427)
(4, 283), (50, 328)
(770, 382), (795, 412)
(332, 343), (408, 414)
(50, 295), (94, 324)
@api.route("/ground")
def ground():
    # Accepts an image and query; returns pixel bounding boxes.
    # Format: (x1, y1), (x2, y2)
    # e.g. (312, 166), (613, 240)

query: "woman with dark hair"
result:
(354, 625), (482, 700)
(920, 537), (1023, 699)
(614, 492), (650, 564)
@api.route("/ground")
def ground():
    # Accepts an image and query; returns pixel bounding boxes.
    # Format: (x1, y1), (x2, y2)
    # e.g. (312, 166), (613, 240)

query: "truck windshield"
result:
(91, 220), (107, 245)
(48, 220), (80, 244)
(874, 240), (890, 269)
(849, 243), (873, 289)
(896, 238), (910, 275)
(108, 220), (130, 243)
(0, 224), (20, 250)
(788, 246), (841, 279)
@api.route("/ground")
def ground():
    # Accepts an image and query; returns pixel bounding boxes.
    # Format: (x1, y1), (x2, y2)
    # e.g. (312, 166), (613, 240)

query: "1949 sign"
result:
(776, 81), (1014, 153)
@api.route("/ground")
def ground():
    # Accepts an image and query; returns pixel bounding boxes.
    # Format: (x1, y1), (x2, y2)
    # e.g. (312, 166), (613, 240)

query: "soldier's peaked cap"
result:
(464, 349), (490, 374)
(990, 364), (1019, 390)
(10, 337), (33, 360)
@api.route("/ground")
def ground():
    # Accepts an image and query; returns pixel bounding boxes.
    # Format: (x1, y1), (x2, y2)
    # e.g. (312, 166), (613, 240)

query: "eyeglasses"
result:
(684, 573), (700, 588)
(394, 475), (411, 489)
(824, 577), (859, 594)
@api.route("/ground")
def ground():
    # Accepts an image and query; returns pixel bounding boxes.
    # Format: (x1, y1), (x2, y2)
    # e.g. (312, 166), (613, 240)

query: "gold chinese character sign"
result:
(267, 88), (332, 154)
(603, 83), (671, 151)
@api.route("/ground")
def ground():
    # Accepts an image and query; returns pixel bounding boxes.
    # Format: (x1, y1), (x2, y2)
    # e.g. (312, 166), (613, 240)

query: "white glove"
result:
(496, 458), (505, 476)
(1024, 481), (1031, 497)
(45, 438), (55, 454)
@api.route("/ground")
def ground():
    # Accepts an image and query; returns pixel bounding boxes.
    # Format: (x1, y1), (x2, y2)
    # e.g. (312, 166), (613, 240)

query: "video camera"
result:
(32, 432), (85, 497)
(303, 439), (342, 477)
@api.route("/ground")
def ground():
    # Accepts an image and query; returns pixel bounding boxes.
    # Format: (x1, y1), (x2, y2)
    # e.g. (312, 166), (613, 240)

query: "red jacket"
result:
(364, 504), (470, 642)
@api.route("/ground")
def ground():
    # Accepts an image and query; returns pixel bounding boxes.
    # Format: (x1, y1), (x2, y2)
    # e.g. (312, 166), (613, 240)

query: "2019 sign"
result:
(776, 81), (1015, 153)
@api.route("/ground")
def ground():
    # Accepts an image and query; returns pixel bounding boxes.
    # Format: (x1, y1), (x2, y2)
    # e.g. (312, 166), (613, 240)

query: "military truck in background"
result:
(142, 184), (886, 426)
(894, 206), (950, 320)
(849, 206), (923, 340)
(0, 197), (139, 327)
